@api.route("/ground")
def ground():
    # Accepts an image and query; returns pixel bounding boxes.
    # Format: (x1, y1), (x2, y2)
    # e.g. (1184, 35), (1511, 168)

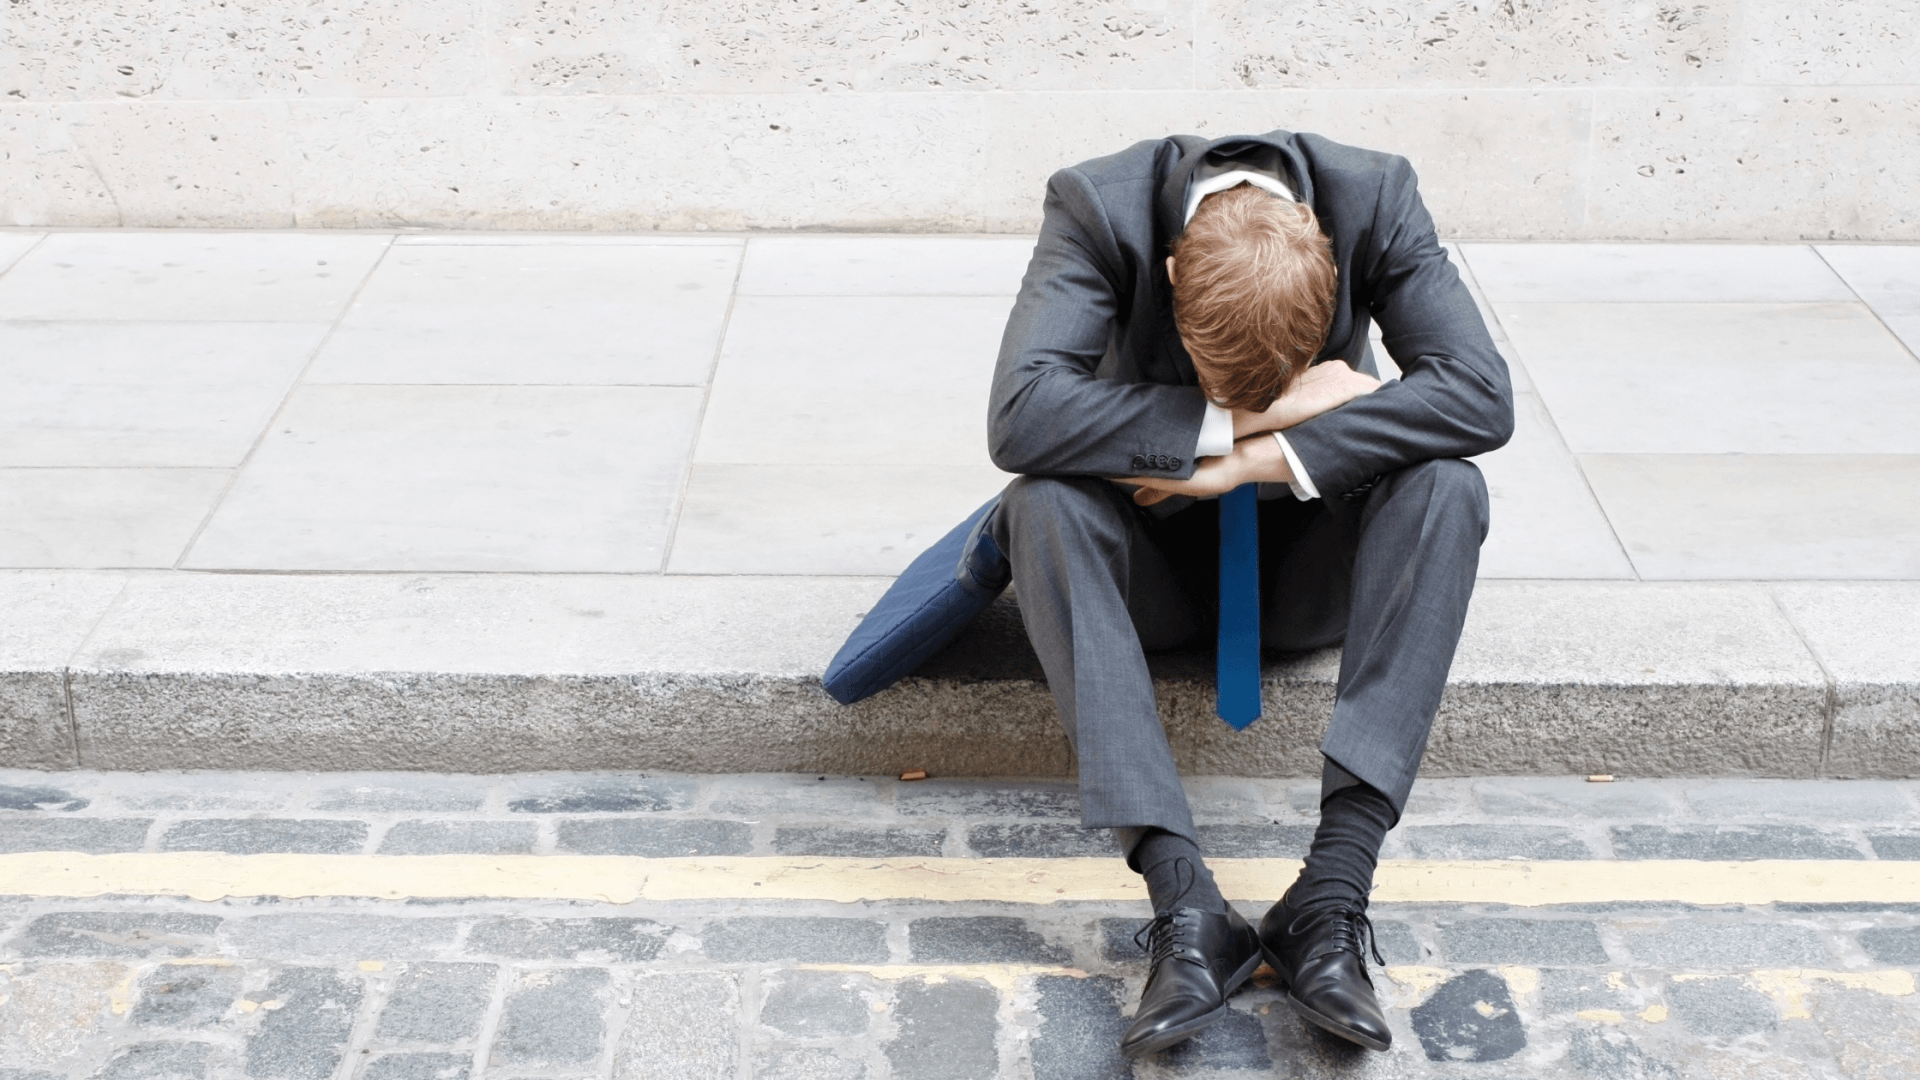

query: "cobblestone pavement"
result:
(7, 771), (1920, 1078)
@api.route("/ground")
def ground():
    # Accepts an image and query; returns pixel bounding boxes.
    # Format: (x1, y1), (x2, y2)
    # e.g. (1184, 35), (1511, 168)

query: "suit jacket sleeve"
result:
(987, 168), (1209, 479)
(1279, 156), (1516, 495)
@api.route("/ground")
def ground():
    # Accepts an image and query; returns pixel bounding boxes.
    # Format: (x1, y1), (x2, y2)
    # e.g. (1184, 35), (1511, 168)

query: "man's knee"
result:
(1000, 474), (1130, 532)
(1385, 458), (1489, 530)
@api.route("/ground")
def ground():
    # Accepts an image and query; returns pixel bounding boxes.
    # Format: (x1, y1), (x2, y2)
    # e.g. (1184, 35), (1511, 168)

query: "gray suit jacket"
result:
(987, 131), (1515, 497)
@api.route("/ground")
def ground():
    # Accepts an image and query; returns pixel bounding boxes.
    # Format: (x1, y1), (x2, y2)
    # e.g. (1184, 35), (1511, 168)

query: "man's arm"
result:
(1259, 157), (1515, 496)
(987, 168), (1212, 480)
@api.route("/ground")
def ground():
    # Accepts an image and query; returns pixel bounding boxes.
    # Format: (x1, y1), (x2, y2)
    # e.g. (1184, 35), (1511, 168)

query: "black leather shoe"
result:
(1259, 892), (1393, 1051)
(1119, 907), (1263, 1059)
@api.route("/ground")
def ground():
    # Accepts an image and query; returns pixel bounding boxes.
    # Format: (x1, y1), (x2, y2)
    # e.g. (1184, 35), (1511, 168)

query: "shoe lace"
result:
(1133, 857), (1200, 966)
(1321, 902), (1385, 967)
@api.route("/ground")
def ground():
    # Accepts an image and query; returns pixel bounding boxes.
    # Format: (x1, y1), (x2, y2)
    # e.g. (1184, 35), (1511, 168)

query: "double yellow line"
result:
(5, 852), (1918, 906)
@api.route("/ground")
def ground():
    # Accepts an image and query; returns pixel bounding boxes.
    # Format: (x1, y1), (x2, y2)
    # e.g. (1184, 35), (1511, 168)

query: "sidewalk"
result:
(2, 231), (1918, 776)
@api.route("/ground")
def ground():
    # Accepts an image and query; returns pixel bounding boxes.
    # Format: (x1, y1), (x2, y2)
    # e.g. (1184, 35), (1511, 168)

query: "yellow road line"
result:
(3, 853), (1919, 906)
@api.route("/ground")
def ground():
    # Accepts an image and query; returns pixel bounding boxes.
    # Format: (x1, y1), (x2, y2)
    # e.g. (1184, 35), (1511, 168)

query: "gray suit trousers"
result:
(991, 457), (1489, 843)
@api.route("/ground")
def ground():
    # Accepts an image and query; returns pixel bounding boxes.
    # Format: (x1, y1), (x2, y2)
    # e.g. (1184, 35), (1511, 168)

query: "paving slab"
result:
(1773, 583), (1920, 775)
(1581, 454), (1920, 579)
(694, 294), (1009, 467)
(181, 384), (704, 572)
(1816, 244), (1920, 358)
(1459, 243), (1853, 303)
(0, 467), (230, 569)
(0, 323), (324, 468)
(667, 460), (1012, 576)
(0, 232), (392, 322)
(1495, 301), (1920, 454)
(0, 571), (123, 769)
(0, 232), (43, 273)
(737, 235), (1034, 296)
(1472, 391), (1633, 579)
(308, 243), (741, 386)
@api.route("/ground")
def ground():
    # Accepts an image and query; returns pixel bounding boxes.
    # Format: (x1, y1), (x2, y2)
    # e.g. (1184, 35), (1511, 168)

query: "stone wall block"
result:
(61, 102), (297, 228)
(287, 94), (987, 232)
(484, 0), (1191, 96)
(0, 0), (486, 102)
(1197, 0), (1739, 89)
(0, 107), (122, 227)
(982, 89), (1591, 236)
(1588, 87), (1920, 240)
(1742, 0), (1920, 85)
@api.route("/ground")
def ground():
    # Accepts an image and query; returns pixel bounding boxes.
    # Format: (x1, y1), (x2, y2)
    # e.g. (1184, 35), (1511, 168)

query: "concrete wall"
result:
(3, 1), (1914, 238)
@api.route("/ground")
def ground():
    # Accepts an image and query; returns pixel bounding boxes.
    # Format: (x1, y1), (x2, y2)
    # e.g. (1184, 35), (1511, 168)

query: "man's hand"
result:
(1232, 361), (1382, 438)
(1128, 433), (1294, 507)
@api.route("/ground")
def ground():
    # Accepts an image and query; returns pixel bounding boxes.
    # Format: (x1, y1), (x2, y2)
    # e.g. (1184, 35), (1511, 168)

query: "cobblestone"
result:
(1159, 1003), (1272, 1071)
(706, 776), (886, 817)
(614, 973), (739, 1080)
(98, 1040), (213, 1079)
(1195, 822), (1315, 858)
(506, 777), (695, 814)
(310, 781), (488, 814)
(1667, 975), (1778, 1037)
(884, 977), (998, 1080)
(759, 970), (873, 1037)
(1409, 969), (1526, 1063)
(752, 1047), (865, 1080)
(465, 917), (668, 963)
(1472, 778), (1684, 819)
(1621, 922), (1831, 968)
(553, 817), (752, 856)
(1030, 975), (1131, 1080)
(1610, 824), (1865, 860)
(898, 781), (1081, 820)
(0, 785), (88, 812)
(1867, 832), (1920, 859)
(489, 968), (608, 1068)
(245, 967), (363, 1080)
(8, 912), (221, 958)
(965, 823), (1119, 857)
(908, 916), (1071, 965)
(1401, 824), (1594, 860)
(359, 1052), (471, 1080)
(376, 820), (536, 855)
(130, 962), (245, 1028)
(222, 916), (460, 960)
(159, 819), (368, 856)
(373, 962), (494, 1043)
(1436, 918), (1609, 965)
(1682, 780), (1916, 821)
(1856, 925), (1920, 965)
(700, 917), (889, 964)
(0, 817), (151, 854)
(773, 825), (944, 858)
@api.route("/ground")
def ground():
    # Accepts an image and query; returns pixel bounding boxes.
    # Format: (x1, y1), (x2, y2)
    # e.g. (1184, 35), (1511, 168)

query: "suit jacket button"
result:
(1171, 456), (1183, 470)
(1131, 454), (1148, 470)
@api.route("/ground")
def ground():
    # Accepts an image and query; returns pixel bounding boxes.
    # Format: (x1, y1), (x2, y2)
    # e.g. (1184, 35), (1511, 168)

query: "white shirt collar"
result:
(1183, 169), (1296, 225)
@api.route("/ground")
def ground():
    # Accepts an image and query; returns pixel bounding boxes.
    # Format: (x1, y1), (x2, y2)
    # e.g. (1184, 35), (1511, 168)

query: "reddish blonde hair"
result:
(1170, 184), (1337, 411)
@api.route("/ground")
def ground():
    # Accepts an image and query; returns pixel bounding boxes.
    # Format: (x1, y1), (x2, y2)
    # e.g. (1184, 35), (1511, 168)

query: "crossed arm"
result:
(1127, 361), (1383, 507)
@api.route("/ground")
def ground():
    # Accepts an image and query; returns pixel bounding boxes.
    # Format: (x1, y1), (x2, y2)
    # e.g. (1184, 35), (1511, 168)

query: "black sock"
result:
(1289, 760), (1397, 910)
(1123, 827), (1229, 915)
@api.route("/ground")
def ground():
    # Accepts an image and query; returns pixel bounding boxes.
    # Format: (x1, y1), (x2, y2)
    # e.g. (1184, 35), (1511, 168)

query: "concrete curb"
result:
(5, 572), (1917, 777)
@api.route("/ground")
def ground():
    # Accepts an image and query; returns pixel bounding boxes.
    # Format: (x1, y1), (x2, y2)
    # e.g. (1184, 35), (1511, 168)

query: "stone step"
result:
(6, 571), (1917, 777)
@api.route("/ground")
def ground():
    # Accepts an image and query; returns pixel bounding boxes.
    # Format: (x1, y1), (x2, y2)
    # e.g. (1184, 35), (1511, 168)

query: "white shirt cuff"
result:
(1194, 401), (1236, 459)
(1271, 431), (1320, 501)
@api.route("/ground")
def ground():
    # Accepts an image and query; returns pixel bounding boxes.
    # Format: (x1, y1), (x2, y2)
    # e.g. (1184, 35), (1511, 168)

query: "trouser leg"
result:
(992, 475), (1203, 840)
(1319, 457), (1491, 817)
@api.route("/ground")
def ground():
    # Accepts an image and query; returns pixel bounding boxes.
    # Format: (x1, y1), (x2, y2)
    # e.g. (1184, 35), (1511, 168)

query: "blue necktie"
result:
(1217, 484), (1261, 729)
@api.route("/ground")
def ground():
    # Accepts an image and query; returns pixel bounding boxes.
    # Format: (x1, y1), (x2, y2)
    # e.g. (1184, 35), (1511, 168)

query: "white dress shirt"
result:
(1182, 171), (1321, 501)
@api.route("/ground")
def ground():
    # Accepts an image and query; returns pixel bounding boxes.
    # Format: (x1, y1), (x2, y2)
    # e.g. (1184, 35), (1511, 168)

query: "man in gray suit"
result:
(986, 131), (1513, 1057)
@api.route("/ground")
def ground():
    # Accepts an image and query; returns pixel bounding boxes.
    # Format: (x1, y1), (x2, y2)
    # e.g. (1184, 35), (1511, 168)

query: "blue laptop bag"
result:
(823, 493), (1011, 705)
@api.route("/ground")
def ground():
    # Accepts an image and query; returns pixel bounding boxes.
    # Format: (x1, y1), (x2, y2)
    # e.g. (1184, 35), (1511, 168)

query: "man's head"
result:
(1167, 184), (1337, 412)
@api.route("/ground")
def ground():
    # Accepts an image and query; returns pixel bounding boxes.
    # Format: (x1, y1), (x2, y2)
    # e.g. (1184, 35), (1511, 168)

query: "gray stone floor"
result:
(6, 771), (1920, 1079)
(2, 231), (1917, 579)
